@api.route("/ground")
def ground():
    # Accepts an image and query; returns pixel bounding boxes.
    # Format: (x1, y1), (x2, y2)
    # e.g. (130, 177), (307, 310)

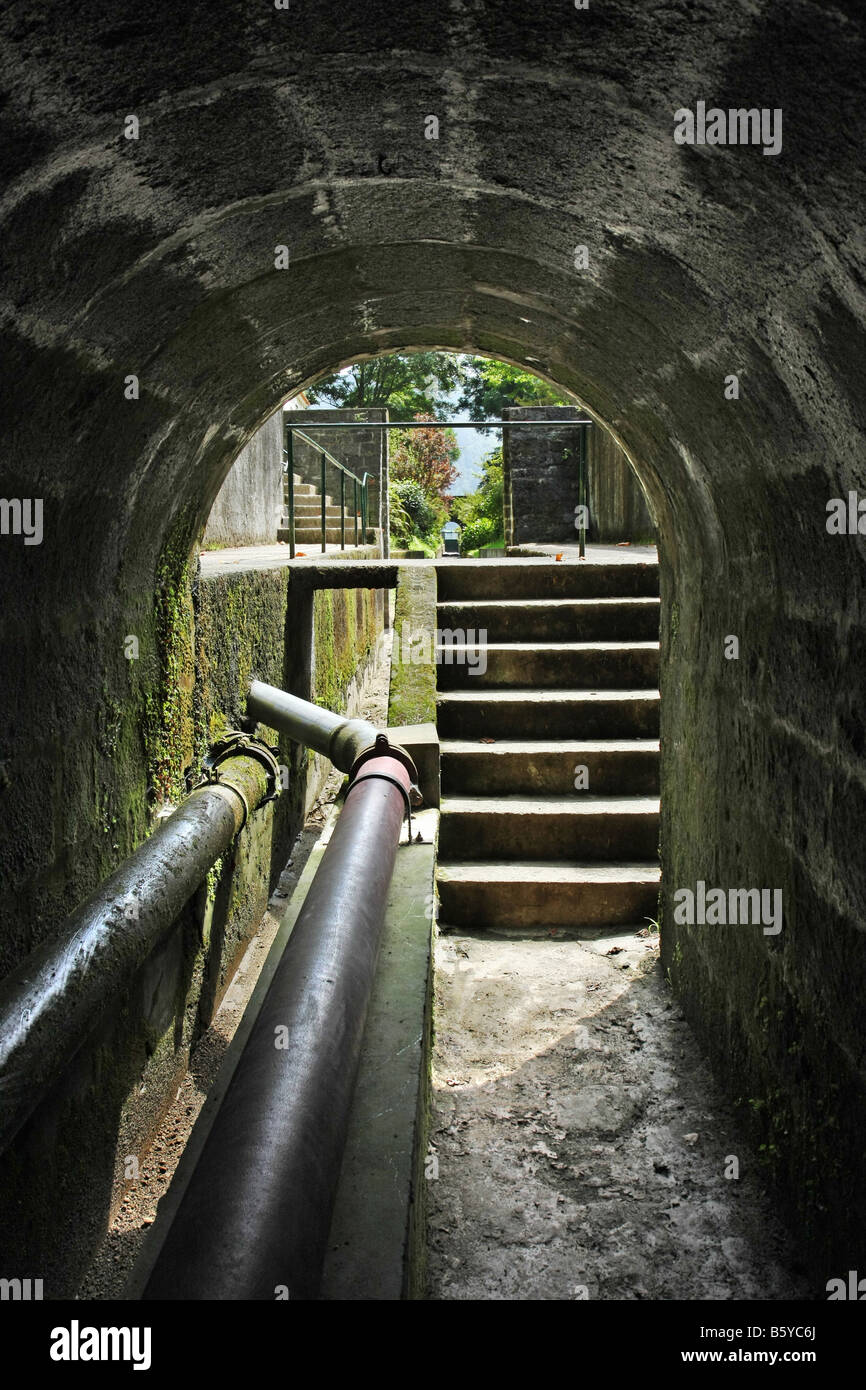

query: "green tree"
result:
(307, 351), (463, 419)
(457, 356), (568, 425)
(390, 415), (459, 502)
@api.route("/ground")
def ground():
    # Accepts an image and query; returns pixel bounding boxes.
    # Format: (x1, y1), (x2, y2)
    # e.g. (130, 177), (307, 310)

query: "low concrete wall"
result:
(388, 564), (438, 728)
(503, 405), (654, 545)
(0, 560), (385, 1296)
(202, 410), (284, 548)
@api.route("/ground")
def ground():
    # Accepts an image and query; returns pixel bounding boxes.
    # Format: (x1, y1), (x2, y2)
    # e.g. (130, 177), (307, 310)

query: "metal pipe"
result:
(0, 745), (278, 1156)
(247, 679), (381, 773)
(141, 749), (412, 1300)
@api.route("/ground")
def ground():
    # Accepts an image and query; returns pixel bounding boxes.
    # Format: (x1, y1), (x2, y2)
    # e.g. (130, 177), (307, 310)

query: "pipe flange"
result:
(198, 731), (283, 807)
(350, 732), (419, 786)
(344, 760), (417, 843)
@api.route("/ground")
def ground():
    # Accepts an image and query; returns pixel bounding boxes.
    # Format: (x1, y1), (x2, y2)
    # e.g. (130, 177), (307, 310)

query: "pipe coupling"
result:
(196, 731), (282, 830)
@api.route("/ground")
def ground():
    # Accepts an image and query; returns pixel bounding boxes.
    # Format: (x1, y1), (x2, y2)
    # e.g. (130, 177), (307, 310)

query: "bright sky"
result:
(441, 386), (501, 494)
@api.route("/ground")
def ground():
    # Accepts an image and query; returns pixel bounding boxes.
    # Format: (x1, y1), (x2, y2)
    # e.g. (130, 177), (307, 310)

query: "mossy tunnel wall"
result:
(0, 0), (865, 1288)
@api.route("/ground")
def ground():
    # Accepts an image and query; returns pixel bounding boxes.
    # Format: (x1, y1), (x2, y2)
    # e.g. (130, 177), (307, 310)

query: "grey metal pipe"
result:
(248, 678), (380, 772)
(141, 750), (413, 1300)
(0, 747), (276, 1156)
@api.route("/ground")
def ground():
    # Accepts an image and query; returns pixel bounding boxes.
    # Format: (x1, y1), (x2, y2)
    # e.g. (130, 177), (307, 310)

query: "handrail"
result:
(292, 419), (593, 429)
(284, 425), (371, 557)
(289, 427), (366, 487)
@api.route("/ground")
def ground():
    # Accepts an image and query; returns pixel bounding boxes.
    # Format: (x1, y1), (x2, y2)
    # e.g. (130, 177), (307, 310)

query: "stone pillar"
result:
(503, 405), (584, 545)
(503, 405), (654, 545)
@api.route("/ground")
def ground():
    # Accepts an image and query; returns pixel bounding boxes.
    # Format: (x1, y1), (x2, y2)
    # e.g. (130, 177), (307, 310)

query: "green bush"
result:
(392, 479), (440, 536)
(388, 483), (414, 546)
(455, 448), (504, 553)
(460, 516), (498, 553)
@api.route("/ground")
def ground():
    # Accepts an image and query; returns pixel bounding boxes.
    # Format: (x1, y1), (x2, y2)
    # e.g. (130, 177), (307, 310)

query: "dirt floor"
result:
(426, 923), (811, 1301)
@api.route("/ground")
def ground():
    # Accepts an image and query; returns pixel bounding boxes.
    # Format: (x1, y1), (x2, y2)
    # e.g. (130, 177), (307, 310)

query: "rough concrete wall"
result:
(201, 409), (284, 548)
(0, 564), (384, 1295)
(0, 0), (864, 1283)
(290, 408), (388, 553)
(588, 425), (655, 543)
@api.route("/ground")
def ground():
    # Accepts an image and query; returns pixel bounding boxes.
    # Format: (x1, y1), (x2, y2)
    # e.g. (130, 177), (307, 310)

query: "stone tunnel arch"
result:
(1, 0), (865, 1280)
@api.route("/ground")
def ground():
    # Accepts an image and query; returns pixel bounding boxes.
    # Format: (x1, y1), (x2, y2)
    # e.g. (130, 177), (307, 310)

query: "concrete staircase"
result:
(277, 473), (374, 545)
(435, 560), (661, 932)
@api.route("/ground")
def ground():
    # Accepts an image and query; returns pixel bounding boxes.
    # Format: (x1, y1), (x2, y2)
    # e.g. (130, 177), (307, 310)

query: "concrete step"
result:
(440, 738), (660, 796)
(437, 689), (660, 739)
(435, 641), (659, 689)
(285, 513), (362, 531)
(278, 525), (375, 544)
(436, 860), (660, 930)
(437, 597), (660, 642)
(438, 795), (659, 861)
(285, 483), (344, 506)
(436, 560), (659, 602)
(291, 501), (348, 518)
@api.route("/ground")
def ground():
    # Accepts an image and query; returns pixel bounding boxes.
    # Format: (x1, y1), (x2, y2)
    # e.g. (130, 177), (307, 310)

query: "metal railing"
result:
(284, 425), (371, 557)
(284, 416), (592, 559)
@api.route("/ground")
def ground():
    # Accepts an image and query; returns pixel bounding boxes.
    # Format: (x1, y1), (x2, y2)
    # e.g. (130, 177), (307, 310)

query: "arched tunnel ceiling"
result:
(1, 0), (864, 598)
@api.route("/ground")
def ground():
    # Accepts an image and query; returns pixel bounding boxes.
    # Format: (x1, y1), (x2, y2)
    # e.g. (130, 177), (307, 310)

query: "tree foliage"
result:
(390, 414), (459, 502)
(390, 480), (439, 540)
(307, 352), (462, 419)
(307, 351), (567, 425)
(456, 356), (568, 424)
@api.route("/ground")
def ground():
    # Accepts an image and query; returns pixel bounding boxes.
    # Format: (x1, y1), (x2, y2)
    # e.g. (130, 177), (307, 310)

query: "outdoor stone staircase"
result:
(435, 559), (661, 931)
(278, 472), (374, 546)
